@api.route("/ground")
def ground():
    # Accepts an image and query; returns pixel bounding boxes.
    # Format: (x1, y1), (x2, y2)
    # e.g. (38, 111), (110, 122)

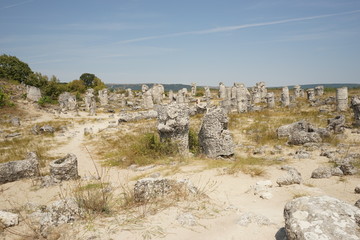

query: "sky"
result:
(1, 0), (360, 87)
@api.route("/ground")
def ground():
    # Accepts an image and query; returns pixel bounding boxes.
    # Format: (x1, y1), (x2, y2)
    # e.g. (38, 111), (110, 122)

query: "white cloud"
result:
(1, 0), (34, 9)
(118, 9), (360, 44)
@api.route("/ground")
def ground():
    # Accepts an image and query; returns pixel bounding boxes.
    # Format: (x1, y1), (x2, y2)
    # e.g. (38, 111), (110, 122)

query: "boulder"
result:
(26, 85), (41, 102)
(30, 198), (80, 228)
(49, 154), (79, 181)
(311, 167), (332, 179)
(0, 211), (19, 228)
(0, 152), (40, 184)
(277, 166), (302, 186)
(288, 131), (322, 145)
(351, 96), (360, 127)
(10, 117), (20, 126)
(198, 107), (235, 158)
(327, 115), (346, 134)
(58, 92), (77, 111)
(284, 196), (360, 240)
(134, 178), (197, 203)
(157, 103), (190, 154)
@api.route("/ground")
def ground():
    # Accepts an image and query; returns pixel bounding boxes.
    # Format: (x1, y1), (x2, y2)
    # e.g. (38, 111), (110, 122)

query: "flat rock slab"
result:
(284, 195), (360, 240)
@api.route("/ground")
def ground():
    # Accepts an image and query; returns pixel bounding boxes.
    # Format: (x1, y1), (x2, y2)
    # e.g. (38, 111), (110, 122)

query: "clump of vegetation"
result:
(98, 131), (180, 167)
(189, 127), (200, 155)
(74, 180), (113, 215)
(0, 87), (13, 107)
(38, 96), (57, 106)
(0, 137), (56, 166)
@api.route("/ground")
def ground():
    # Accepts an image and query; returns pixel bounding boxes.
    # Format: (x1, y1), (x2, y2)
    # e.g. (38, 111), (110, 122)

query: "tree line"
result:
(0, 54), (105, 105)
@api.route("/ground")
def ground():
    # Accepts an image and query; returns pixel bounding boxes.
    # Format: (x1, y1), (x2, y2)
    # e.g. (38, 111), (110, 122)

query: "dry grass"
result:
(292, 192), (309, 199)
(0, 136), (58, 166)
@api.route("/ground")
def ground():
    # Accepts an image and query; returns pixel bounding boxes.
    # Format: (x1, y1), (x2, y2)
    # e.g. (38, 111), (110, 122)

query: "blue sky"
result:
(1, 0), (359, 87)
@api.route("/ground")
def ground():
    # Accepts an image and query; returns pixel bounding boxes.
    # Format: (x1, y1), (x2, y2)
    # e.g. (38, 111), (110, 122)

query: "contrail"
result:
(119, 9), (360, 44)
(1, 0), (34, 9)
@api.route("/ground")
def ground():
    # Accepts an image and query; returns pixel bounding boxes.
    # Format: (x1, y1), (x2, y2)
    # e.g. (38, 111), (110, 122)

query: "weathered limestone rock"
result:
(26, 85), (42, 102)
(235, 83), (250, 113)
(288, 131), (322, 145)
(168, 90), (175, 102)
(306, 88), (315, 102)
(126, 88), (134, 99)
(281, 86), (290, 107)
(84, 88), (96, 114)
(191, 83), (197, 96)
(293, 85), (302, 98)
(204, 86), (211, 100)
(198, 107), (235, 158)
(277, 120), (313, 138)
(0, 152), (40, 184)
(58, 92), (77, 111)
(219, 82), (226, 99)
(276, 166), (302, 186)
(98, 89), (108, 106)
(157, 103), (189, 154)
(265, 92), (275, 108)
(351, 96), (360, 126)
(151, 84), (164, 104)
(176, 88), (188, 104)
(49, 154), (79, 181)
(118, 110), (158, 122)
(338, 157), (357, 175)
(336, 87), (348, 112)
(314, 85), (324, 96)
(277, 120), (327, 145)
(10, 117), (20, 126)
(134, 178), (197, 202)
(31, 198), (81, 228)
(311, 167), (332, 179)
(284, 196), (360, 240)
(251, 82), (267, 103)
(141, 84), (149, 93)
(142, 89), (154, 109)
(327, 115), (345, 133)
(0, 211), (19, 228)
(355, 199), (360, 208)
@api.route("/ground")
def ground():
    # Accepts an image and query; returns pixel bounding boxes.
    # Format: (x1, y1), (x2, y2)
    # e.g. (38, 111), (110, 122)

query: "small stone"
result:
(355, 186), (360, 194)
(0, 211), (19, 228)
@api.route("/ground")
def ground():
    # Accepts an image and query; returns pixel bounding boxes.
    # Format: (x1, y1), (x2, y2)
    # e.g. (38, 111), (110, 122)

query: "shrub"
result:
(100, 132), (179, 167)
(189, 128), (200, 155)
(74, 180), (112, 215)
(38, 96), (56, 106)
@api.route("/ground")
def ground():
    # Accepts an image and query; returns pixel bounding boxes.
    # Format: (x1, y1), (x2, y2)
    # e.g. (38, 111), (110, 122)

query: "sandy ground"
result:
(1, 104), (360, 240)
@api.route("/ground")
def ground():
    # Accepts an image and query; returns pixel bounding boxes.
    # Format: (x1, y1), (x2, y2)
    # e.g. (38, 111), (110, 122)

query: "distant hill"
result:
(272, 83), (360, 89)
(106, 83), (191, 92)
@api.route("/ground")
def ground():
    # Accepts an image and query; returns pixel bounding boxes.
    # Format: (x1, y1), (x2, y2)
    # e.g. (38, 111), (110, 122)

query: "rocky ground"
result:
(0, 88), (360, 240)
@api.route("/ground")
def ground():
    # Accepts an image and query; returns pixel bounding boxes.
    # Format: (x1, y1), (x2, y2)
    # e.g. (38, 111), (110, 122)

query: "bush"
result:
(0, 87), (13, 107)
(189, 128), (200, 155)
(38, 96), (56, 106)
(0, 54), (33, 82)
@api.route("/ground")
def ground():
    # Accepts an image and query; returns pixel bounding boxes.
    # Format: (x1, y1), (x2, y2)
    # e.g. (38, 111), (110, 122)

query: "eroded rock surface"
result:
(198, 107), (234, 158)
(0, 152), (40, 184)
(284, 196), (360, 240)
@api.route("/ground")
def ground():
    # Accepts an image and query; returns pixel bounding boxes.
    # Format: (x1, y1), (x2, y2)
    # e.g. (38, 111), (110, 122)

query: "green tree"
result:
(42, 75), (66, 100)
(0, 54), (33, 82)
(25, 72), (49, 88)
(80, 73), (95, 87)
(67, 79), (86, 93)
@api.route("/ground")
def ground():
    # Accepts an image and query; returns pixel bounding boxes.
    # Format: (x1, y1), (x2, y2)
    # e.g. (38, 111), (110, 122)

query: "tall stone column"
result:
(266, 92), (275, 108)
(336, 87), (348, 112)
(281, 87), (290, 107)
(157, 103), (190, 155)
(351, 96), (360, 126)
